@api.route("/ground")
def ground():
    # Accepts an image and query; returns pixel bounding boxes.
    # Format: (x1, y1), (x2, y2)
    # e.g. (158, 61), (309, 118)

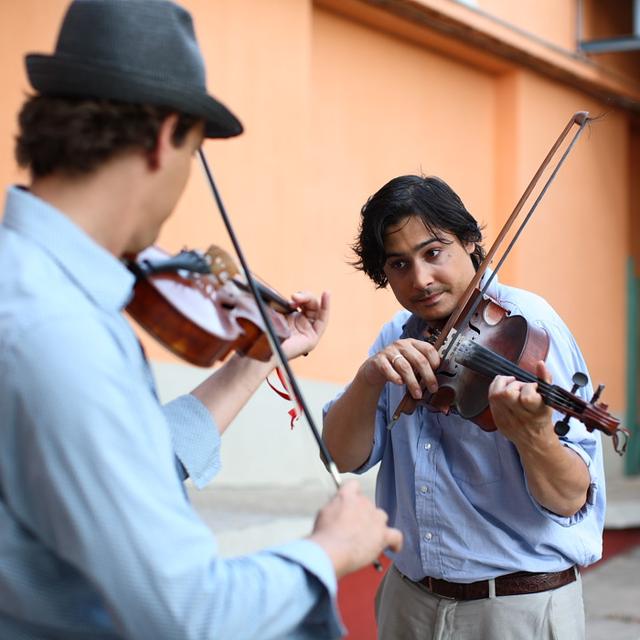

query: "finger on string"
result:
(518, 382), (543, 411)
(489, 374), (516, 393)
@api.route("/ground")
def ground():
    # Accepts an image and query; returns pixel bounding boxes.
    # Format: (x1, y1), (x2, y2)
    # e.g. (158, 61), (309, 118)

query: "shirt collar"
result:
(2, 186), (135, 311)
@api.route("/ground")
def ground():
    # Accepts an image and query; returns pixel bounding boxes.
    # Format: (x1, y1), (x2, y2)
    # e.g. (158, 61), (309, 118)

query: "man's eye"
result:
(426, 248), (441, 259)
(388, 259), (408, 270)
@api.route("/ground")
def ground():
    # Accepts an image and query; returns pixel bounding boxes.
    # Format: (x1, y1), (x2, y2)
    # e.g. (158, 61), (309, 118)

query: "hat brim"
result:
(26, 53), (243, 139)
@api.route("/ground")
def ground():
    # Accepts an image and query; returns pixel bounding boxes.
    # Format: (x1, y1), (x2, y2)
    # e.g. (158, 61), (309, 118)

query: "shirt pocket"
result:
(440, 415), (503, 485)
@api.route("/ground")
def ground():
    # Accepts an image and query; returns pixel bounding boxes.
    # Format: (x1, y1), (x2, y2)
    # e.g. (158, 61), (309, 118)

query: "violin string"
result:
(460, 345), (576, 411)
(461, 344), (620, 435)
(456, 340), (582, 414)
(469, 351), (579, 414)
(464, 353), (577, 414)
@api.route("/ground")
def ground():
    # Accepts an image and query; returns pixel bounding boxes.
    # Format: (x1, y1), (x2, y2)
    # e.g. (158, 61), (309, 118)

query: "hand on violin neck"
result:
(488, 360), (555, 448)
(363, 338), (440, 399)
(488, 360), (591, 516)
(279, 290), (331, 360)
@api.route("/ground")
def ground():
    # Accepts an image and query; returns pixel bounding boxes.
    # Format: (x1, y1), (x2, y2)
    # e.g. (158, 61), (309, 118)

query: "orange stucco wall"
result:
(0, 0), (634, 416)
(477, 0), (577, 51)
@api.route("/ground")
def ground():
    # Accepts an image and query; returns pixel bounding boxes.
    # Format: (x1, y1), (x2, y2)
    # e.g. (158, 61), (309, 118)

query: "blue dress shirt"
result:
(324, 272), (606, 583)
(0, 187), (342, 639)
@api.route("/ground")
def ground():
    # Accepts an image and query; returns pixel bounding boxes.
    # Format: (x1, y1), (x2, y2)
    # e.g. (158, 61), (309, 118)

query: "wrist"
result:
(358, 360), (387, 390)
(513, 427), (564, 466)
(307, 532), (351, 579)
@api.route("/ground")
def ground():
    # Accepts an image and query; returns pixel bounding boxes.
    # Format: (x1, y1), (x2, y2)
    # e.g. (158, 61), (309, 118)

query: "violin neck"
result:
(232, 278), (294, 314)
(453, 339), (584, 416)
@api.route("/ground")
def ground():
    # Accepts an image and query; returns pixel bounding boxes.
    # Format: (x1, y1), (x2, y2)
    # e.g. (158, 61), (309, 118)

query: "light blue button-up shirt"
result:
(325, 273), (605, 583)
(0, 187), (342, 639)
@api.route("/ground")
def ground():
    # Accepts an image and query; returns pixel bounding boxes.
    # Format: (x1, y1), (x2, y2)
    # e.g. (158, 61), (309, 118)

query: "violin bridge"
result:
(438, 328), (460, 360)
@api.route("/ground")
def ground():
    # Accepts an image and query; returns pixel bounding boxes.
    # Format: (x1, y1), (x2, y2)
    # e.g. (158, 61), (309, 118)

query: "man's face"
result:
(382, 215), (476, 325)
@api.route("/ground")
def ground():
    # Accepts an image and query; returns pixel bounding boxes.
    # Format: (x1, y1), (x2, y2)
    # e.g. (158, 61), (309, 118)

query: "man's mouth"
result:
(412, 290), (445, 306)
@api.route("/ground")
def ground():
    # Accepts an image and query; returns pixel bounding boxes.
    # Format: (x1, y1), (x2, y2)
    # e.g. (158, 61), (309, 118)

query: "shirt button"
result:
(420, 485), (429, 494)
(424, 443), (432, 450)
(424, 532), (433, 542)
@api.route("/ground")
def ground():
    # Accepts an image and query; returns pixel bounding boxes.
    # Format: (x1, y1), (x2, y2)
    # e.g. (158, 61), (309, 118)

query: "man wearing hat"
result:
(0, 1), (402, 638)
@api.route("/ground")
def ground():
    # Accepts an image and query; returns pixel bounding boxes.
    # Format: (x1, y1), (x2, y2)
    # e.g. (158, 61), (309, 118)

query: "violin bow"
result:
(391, 111), (591, 422)
(197, 149), (342, 487)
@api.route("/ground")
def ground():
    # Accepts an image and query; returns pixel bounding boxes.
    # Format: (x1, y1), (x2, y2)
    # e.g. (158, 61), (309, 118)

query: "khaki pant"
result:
(375, 565), (585, 640)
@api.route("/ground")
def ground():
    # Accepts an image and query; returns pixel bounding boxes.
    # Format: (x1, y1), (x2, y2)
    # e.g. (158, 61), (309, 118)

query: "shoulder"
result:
(492, 280), (589, 388)
(493, 280), (571, 337)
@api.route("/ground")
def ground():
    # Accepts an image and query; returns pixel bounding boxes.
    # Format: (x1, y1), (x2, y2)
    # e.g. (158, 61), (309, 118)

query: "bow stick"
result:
(198, 149), (385, 571)
(197, 149), (342, 486)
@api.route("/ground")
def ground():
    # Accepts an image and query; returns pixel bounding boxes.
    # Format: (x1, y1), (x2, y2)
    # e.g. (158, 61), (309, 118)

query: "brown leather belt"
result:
(415, 566), (578, 601)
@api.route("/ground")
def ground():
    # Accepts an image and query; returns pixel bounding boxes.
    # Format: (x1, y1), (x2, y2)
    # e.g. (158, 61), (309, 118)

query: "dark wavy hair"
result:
(15, 95), (201, 179)
(351, 175), (485, 288)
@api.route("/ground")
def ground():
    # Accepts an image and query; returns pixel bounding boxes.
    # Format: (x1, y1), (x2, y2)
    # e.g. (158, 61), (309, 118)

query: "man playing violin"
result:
(323, 175), (604, 639)
(0, 1), (402, 638)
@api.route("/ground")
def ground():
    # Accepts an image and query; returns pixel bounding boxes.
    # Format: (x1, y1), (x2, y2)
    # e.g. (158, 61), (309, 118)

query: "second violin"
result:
(126, 245), (293, 367)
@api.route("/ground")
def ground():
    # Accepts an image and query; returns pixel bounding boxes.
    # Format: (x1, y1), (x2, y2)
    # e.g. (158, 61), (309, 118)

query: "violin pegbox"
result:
(205, 245), (239, 284)
(553, 371), (588, 436)
(580, 380), (630, 456)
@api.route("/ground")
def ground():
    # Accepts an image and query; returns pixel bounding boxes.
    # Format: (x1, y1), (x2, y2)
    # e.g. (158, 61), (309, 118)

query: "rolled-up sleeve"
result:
(163, 394), (221, 489)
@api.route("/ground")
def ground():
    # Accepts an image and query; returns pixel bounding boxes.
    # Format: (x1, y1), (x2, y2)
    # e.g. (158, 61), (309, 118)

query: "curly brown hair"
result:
(15, 95), (201, 179)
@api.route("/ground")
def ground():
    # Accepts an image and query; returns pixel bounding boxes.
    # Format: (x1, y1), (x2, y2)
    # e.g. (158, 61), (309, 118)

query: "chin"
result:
(411, 300), (447, 319)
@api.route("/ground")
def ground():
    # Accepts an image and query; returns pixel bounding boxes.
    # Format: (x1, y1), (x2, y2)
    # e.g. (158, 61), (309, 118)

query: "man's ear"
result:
(146, 113), (179, 171)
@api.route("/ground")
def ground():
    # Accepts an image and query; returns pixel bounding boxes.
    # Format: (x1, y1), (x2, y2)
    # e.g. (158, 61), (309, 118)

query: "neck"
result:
(30, 155), (148, 257)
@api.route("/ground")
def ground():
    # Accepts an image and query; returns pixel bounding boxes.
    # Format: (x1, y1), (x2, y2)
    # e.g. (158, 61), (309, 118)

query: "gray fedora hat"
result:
(25, 0), (243, 139)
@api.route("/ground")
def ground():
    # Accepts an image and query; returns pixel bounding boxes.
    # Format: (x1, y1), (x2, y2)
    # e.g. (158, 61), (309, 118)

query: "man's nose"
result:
(411, 261), (434, 290)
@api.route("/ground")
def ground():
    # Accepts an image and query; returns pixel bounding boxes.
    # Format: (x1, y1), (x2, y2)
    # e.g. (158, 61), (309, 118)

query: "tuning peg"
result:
(554, 419), (570, 436)
(571, 372), (589, 390)
(590, 383), (605, 404)
(554, 371), (589, 436)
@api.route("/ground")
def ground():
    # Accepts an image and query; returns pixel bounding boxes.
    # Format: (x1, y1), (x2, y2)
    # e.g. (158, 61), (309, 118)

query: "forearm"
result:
(191, 353), (275, 434)
(322, 365), (384, 472)
(515, 430), (591, 517)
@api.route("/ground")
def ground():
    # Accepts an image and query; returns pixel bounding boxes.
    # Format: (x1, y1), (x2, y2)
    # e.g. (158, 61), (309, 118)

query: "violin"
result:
(124, 149), (344, 492)
(390, 112), (629, 455)
(125, 245), (293, 367)
(393, 289), (627, 452)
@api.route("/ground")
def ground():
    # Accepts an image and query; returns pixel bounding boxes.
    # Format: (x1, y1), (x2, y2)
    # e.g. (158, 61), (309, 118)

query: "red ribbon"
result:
(266, 367), (301, 429)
